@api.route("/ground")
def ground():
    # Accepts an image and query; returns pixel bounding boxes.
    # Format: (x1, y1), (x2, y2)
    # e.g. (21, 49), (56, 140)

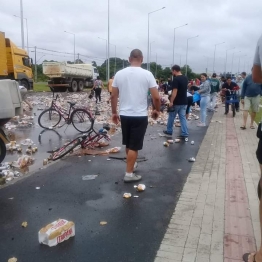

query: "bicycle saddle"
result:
(67, 101), (76, 106)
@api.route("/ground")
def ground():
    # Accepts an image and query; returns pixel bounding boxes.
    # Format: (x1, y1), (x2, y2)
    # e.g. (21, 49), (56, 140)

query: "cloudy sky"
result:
(1, 0), (261, 74)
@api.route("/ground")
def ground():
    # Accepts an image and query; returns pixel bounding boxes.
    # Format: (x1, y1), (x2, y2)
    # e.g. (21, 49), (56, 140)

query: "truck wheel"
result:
(78, 81), (84, 92)
(69, 80), (78, 92)
(0, 137), (7, 164)
(20, 79), (29, 90)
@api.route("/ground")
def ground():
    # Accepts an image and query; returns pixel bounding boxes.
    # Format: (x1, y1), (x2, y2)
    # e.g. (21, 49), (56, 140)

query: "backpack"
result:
(95, 80), (102, 89)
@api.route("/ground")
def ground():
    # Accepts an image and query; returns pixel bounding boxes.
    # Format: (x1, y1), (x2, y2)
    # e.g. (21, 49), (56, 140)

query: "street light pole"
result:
(98, 37), (108, 80)
(14, 15), (29, 54)
(213, 42), (225, 73)
(34, 46), (37, 82)
(172, 23), (188, 65)
(185, 35), (199, 77)
(20, 0), (25, 49)
(107, 0), (110, 82)
(147, 7), (165, 71)
(231, 51), (241, 77)
(225, 47), (235, 74)
(149, 41), (155, 71)
(64, 31), (75, 63)
(155, 53), (158, 78)
(203, 56), (209, 74)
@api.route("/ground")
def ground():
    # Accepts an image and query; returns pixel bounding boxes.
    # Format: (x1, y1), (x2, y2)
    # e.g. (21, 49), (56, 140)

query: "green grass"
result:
(255, 98), (262, 124)
(33, 82), (50, 92)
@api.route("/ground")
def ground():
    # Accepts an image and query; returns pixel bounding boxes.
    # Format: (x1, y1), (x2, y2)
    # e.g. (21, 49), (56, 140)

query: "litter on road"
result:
(188, 157), (196, 162)
(38, 219), (75, 247)
(123, 193), (132, 199)
(82, 175), (98, 181)
(134, 184), (146, 192)
(100, 221), (108, 226)
(21, 221), (28, 228)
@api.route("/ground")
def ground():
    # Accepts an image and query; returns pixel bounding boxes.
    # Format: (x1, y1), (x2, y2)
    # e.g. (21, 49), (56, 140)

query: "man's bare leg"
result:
(251, 112), (256, 127)
(242, 110), (249, 128)
(126, 148), (138, 173)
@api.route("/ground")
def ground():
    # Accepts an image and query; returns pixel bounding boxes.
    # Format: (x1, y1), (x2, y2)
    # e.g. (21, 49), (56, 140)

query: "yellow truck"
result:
(0, 31), (33, 90)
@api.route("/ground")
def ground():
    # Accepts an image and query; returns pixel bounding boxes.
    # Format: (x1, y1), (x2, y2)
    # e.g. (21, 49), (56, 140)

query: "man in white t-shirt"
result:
(111, 49), (161, 182)
(242, 34), (262, 262)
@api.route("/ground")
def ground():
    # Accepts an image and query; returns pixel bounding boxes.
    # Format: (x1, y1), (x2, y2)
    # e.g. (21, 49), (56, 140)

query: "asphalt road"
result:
(0, 113), (212, 262)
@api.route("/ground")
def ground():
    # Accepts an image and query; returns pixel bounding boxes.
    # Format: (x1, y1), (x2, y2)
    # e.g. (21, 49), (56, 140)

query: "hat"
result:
(212, 73), (217, 77)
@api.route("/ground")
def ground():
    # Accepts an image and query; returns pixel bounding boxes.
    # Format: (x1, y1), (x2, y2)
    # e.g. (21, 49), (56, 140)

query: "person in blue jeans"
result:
(163, 65), (189, 138)
(197, 73), (211, 127)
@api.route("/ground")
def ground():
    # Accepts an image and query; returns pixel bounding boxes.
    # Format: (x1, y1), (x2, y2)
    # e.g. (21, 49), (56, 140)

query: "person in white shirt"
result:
(242, 34), (262, 262)
(111, 49), (161, 182)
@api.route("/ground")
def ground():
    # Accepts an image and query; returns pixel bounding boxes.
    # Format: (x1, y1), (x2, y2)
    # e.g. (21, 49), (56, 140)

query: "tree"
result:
(92, 61), (97, 67)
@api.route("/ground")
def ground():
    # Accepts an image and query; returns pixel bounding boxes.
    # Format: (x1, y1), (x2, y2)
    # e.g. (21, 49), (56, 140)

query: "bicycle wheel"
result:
(51, 137), (81, 160)
(232, 103), (236, 117)
(71, 109), (93, 133)
(38, 108), (62, 129)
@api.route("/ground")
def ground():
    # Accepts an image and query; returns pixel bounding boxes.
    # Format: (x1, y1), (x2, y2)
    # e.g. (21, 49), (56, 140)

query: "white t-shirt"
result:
(254, 35), (262, 67)
(112, 67), (157, 116)
(187, 92), (192, 97)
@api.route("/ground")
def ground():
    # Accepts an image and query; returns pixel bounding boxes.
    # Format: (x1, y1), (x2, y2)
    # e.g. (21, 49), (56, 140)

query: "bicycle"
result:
(51, 123), (111, 161)
(225, 89), (239, 117)
(38, 88), (94, 133)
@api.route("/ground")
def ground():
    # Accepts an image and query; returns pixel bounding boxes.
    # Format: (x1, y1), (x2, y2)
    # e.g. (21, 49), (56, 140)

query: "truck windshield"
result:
(22, 57), (31, 68)
(94, 68), (98, 73)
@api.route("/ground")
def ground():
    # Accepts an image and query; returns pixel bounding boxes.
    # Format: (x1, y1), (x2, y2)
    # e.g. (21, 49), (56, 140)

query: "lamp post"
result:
(98, 37), (108, 80)
(203, 56), (209, 74)
(172, 23), (188, 65)
(185, 35), (199, 77)
(238, 54), (247, 75)
(107, 0), (110, 82)
(149, 41), (155, 71)
(225, 47), (235, 74)
(147, 7), (165, 70)
(64, 31), (75, 63)
(14, 15), (28, 54)
(20, 0), (25, 49)
(213, 42), (225, 73)
(231, 51), (241, 77)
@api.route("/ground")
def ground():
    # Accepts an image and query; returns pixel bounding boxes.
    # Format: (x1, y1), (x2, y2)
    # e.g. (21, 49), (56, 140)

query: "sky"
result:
(0, 0), (261, 74)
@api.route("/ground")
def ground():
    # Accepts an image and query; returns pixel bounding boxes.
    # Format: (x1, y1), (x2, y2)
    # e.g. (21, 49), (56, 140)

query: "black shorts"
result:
(120, 115), (148, 151)
(257, 139), (262, 164)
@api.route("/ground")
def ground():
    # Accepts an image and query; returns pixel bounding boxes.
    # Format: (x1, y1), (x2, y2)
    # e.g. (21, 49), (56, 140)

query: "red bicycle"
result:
(51, 123), (111, 160)
(38, 89), (93, 133)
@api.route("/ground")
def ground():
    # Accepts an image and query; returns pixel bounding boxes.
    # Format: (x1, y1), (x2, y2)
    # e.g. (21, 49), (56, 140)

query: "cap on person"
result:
(212, 73), (217, 77)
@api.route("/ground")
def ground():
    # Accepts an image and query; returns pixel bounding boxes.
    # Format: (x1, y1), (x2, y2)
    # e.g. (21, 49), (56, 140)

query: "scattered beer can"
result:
(175, 139), (180, 143)
(163, 142), (169, 147)
(191, 141), (195, 145)
(43, 159), (48, 166)
(123, 193), (132, 199)
(134, 184), (146, 192)
(188, 157), (196, 162)
(167, 140), (174, 144)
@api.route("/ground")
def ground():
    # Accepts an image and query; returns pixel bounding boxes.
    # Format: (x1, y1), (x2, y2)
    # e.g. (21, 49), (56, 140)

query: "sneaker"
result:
(124, 174), (142, 183)
(163, 130), (172, 137)
(197, 122), (206, 127)
(134, 162), (138, 170)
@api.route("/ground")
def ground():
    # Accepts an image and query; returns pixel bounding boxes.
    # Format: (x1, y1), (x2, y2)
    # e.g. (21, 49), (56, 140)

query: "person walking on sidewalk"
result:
(242, 34), (262, 262)
(222, 77), (240, 114)
(240, 73), (262, 130)
(111, 49), (161, 183)
(197, 73), (211, 127)
(93, 76), (104, 104)
(163, 65), (189, 138)
(208, 73), (220, 112)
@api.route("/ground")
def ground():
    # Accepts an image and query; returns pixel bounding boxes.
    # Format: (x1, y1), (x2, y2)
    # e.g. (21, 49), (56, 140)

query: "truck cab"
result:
(0, 32), (34, 90)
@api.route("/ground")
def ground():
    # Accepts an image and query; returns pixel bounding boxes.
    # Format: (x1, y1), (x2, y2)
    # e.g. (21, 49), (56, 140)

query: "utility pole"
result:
(20, 0), (25, 49)
(77, 53), (79, 64)
(34, 46), (37, 83)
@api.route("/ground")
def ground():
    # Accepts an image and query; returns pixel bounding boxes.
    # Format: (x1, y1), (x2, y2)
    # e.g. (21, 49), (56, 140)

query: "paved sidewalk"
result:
(154, 106), (261, 262)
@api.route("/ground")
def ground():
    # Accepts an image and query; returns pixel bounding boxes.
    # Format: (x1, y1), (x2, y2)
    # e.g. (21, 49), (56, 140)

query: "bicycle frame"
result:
(80, 129), (110, 149)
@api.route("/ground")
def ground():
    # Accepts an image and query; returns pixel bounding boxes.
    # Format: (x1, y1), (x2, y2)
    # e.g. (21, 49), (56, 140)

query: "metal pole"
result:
(34, 46), (37, 83)
(213, 45), (217, 73)
(147, 13), (150, 70)
(74, 34), (75, 63)
(107, 0), (110, 82)
(172, 28), (175, 66)
(114, 45), (116, 75)
(20, 0), (25, 49)
(155, 53), (157, 77)
(231, 53), (235, 77)
(238, 56), (241, 75)
(185, 39), (189, 77)
(25, 18), (29, 54)
(123, 59), (124, 69)
(180, 55), (181, 66)
(225, 50), (228, 74)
